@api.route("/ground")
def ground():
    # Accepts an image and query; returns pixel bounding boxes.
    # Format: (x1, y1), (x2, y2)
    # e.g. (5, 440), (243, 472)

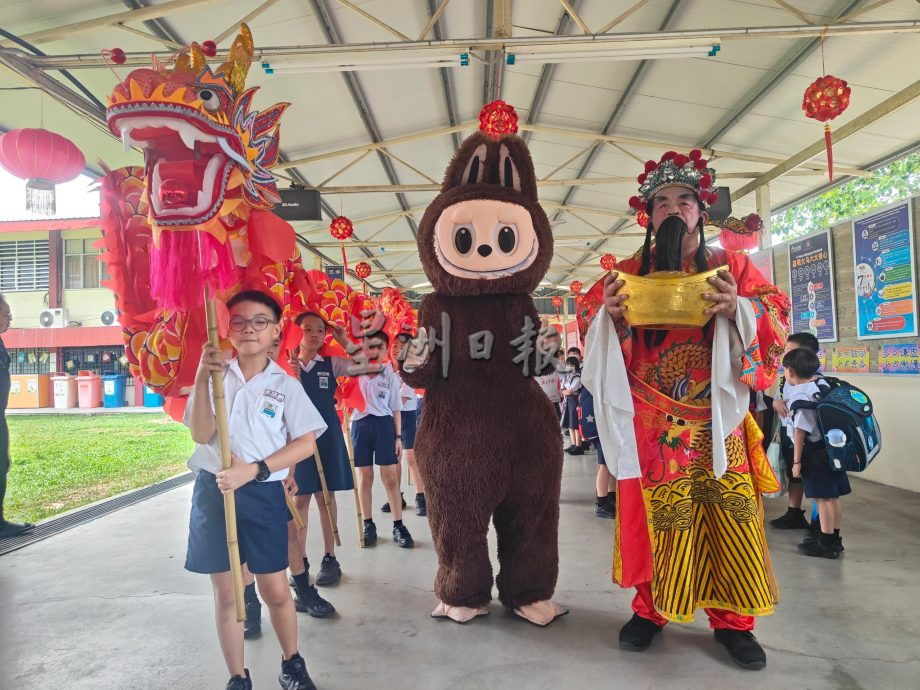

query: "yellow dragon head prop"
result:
(106, 24), (286, 238)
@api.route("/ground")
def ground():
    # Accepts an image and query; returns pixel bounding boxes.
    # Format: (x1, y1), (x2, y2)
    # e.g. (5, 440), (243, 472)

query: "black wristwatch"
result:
(254, 460), (271, 482)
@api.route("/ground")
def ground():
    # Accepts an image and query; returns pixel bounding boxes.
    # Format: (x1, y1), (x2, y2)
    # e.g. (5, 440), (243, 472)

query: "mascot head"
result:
(417, 100), (553, 297)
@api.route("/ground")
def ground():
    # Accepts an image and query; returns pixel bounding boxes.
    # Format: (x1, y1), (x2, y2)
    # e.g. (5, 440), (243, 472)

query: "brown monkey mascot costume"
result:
(400, 101), (566, 626)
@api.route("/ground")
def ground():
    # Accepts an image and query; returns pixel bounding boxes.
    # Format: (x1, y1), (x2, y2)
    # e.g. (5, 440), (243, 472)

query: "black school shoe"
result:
(714, 629), (767, 670)
(381, 492), (407, 513)
(797, 534), (840, 559)
(618, 613), (663, 651)
(0, 519), (35, 538)
(768, 508), (809, 529)
(363, 520), (378, 546)
(226, 669), (252, 690)
(315, 554), (342, 586)
(243, 598), (261, 639)
(294, 582), (336, 618)
(279, 652), (317, 690)
(595, 500), (615, 519)
(415, 493), (427, 517)
(393, 522), (415, 548)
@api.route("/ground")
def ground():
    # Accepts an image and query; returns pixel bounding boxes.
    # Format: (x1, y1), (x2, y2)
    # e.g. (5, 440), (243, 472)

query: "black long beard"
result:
(653, 215), (689, 272)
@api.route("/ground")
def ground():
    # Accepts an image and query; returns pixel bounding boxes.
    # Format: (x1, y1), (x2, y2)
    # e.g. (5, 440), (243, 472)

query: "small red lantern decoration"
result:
(108, 47), (127, 65)
(329, 215), (354, 275)
(0, 128), (86, 215)
(600, 254), (617, 271)
(478, 100), (519, 139)
(636, 210), (649, 228)
(355, 260), (372, 294)
(570, 280), (583, 295)
(802, 74), (851, 182)
(551, 295), (563, 317)
(201, 40), (218, 58)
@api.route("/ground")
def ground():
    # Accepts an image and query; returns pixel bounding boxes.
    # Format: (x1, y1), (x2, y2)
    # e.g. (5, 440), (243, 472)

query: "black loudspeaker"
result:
(274, 188), (322, 221)
(707, 186), (732, 221)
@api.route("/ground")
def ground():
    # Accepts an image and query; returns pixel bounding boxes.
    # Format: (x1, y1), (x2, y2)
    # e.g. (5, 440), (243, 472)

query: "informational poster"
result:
(831, 346), (870, 374)
(749, 248), (775, 283)
(788, 230), (837, 342)
(564, 319), (581, 354)
(878, 343), (920, 375)
(853, 200), (918, 339)
(325, 265), (344, 282)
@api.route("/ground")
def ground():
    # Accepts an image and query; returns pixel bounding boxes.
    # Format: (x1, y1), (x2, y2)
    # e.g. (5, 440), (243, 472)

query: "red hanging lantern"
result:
(355, 261), (371, 294)
(0, 128), (85, 215)
(636, 210), (649, 228)
(329, 215), (354, 275)
(802, 74), (851, 182)
(551, 295), (563, 318)
(478, 100), (519, 139)
(570, 280), (583, 295)
(600, 253), (617, 271)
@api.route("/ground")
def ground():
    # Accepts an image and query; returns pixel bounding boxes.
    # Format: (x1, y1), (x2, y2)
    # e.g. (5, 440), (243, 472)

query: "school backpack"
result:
(789, 377), (881, 472)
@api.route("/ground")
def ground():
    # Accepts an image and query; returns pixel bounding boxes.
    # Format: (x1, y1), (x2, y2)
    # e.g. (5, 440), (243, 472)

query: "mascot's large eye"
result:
(453, 225), (473, 255)
(497, 225), (516, 253)
(198, 89), (221, 111)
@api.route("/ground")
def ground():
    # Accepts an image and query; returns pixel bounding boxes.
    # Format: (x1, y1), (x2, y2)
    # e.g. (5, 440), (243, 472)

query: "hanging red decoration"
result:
(802, 74), (851, 182)
(0, 128), (86, 215)
(108, 48), (127, 65)
(478, 100), (519, 139)
(600, 253), (617, 271)
(551, 295), (563, 318)
(355, 260), (371, 293)
(201, 40), (218, 58)
(636, 210), (649, 228)
(570, 280), (583, 295)
(329, 215), (354, 276)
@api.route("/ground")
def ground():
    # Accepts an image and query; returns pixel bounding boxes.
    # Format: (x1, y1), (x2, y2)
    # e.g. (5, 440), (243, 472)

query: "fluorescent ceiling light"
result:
(262, 53), (469, 74)
(507, 44), (720, 65)
(411, 281), (431, 289)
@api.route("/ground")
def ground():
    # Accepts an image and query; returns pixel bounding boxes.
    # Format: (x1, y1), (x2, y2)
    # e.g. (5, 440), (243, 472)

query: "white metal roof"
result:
(2, 0), (919, 293)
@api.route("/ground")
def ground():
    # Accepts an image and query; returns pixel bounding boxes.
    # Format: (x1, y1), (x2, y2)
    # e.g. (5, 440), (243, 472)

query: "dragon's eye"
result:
(198, 89), (221, 111)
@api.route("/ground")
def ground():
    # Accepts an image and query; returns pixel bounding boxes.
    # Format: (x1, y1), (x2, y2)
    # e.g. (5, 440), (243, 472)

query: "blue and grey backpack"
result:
(789, 377), (881, 472)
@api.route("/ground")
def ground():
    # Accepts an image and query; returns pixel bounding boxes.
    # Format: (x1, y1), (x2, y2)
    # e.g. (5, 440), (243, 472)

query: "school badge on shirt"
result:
(261, 389), (286, 418)
(317, 371), (330, 389)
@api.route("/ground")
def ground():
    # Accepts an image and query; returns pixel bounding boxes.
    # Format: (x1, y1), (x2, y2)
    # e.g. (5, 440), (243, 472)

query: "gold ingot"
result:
(617, 265), (728, 329)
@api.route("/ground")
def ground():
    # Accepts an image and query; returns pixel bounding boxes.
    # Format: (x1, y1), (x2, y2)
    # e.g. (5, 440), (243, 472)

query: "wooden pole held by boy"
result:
(312, 445), (341, 547)
(204, 294), (246, 622)
(342, 409), (365, 547)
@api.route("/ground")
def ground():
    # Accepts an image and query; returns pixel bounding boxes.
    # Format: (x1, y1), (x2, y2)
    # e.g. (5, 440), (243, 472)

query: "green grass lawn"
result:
(4, 413), (195, 524)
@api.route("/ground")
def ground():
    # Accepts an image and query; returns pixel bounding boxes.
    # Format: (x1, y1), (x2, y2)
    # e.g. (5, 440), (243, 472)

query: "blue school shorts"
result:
(185, 471), (289, 575)
(351, 414), (398, 467)
(401, 409), (418, 450)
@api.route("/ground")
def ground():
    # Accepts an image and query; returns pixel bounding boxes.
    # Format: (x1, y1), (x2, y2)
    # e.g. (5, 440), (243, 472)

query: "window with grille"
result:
(0, 240), (50, 292)
(64, 238), (109, 289)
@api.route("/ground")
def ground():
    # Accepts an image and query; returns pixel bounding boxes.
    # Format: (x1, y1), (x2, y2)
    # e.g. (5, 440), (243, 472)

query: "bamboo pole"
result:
(312, 445), (341, 547)
(204, 295), (246, 622)
(285, 491), (305, 530)
(342, 409), (365, 547)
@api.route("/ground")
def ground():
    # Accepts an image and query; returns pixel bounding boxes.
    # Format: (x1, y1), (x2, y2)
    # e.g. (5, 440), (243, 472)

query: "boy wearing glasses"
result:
(351, 331), (414, 548)
(186, 290), (326, 690)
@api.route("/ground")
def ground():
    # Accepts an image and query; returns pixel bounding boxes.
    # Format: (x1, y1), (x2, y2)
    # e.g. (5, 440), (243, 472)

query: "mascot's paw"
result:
(513, 600), (569, 627)
(431, 601), (490, 624)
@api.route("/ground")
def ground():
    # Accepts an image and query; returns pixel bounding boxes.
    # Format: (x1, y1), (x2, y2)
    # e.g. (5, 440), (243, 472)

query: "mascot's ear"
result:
(459, 143), (488, 186)
(498, 144), (521, 192)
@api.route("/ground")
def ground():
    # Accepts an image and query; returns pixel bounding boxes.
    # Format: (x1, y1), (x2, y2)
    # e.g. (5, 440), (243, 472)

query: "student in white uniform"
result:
(186, 290), (326, 690)
(350, 331), (414, 548)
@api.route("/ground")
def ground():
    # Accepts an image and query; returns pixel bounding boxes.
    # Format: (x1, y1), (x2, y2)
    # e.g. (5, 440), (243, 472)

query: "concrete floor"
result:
(1, 452), (918, 690)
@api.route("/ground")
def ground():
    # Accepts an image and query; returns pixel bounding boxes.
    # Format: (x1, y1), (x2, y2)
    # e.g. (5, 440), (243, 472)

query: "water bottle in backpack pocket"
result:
(789, 377), (881, 473)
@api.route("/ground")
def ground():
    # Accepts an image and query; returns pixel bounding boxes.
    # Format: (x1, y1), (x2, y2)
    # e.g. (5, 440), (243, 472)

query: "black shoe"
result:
(797, 534), (840, 559)
(595, 502), (615, 519)
(243, 598), (261, 639)
(393, 523), (415, 548)
(566, 446), (584, 456)
(564, 444), (577, 453)
(363, 520), (378, 545)
(294, 582), (336, 618)
(226, 669), (252, 690)
(714, 629), (767, 670)
(381, 492), (407, 513)
(279, 652), (317, 690)
(315, 554), (342, 586)
(415, 494), (427, 517)
(0, 520), (35, 538)
(807, 517), (822, 538)
(768, 508), (809, 530)
(289, 558), (310, 588)
(581, 441), (592, 450)
(834, 535), (844, 553)
(618, 613), (663, 651)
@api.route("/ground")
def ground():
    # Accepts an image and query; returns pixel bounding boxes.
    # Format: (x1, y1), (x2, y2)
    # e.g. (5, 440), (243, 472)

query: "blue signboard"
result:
(325, 265), (344, 282)
(788, 229), (837, 342)
(853, 200), (918, 339)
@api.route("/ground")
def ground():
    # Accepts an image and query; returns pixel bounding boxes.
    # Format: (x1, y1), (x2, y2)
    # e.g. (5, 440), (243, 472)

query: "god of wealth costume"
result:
(582, 150), (790, 661)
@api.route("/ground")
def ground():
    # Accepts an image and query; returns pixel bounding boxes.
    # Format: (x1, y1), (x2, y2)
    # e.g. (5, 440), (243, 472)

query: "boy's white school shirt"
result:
(185, 358), (328, 480)
(782, 380), (823, 443)
(397, 373), (418, 412)
(352, 365), (403, 421)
